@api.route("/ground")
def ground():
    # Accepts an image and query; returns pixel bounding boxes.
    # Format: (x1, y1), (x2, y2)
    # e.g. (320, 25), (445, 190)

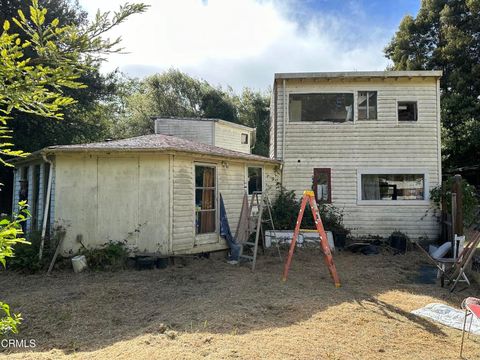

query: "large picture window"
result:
(289, 93), (354, 122)
(195, 165), (216, 234)
(361, 173), (425, 201)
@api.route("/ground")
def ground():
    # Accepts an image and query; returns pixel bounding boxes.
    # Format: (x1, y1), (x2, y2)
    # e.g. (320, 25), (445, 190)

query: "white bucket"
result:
(72, 255), (87, 273)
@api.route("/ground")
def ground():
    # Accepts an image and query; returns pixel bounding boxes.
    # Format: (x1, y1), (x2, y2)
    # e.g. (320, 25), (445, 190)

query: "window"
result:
(361, 173), (425, 201)
(398, 101), (417, 121)
(358, 91), (377, 120)
(195, 165), (216, 234)
(313, 168), (331, 203)
(247, 167), (263, 194)
(289, 93), (354, 122)
(241, 133), (249, 144)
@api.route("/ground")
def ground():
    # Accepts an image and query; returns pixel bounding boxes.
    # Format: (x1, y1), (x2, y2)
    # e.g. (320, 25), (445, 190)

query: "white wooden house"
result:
(12, 133), (279, 256)
(270, 71), (443, 239)
(154, 117), (255, 154)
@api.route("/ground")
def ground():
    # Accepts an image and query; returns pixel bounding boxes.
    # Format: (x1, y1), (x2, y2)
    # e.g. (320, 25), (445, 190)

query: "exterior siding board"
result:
(276, 77), (441, 239)
(155, 118), (214, 145)
(214, 122), (251, 154)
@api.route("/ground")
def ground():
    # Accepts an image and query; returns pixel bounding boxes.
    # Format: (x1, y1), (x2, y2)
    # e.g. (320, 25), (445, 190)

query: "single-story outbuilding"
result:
(12, 134), (280, 256)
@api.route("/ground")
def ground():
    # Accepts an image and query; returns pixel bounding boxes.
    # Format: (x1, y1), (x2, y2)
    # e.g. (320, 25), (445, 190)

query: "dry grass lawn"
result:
(0, 248), (479, 359)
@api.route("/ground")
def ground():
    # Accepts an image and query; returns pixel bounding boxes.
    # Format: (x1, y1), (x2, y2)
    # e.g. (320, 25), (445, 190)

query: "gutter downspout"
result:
(282, 79), (286, 161)
(38, 152), (53, 260)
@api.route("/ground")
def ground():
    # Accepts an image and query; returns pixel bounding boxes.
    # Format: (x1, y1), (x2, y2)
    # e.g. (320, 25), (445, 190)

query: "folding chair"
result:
(413, 228), (480, 292)
(444, 229), (480, 292)
(460, 297), (480, 357)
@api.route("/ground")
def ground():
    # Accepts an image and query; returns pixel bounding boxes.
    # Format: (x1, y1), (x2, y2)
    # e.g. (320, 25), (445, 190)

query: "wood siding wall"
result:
(54, 153), (170, 254)
(52, 152), (279, 256)
(214, 122), (252, 154)
(272, 78), (441, 239)
(155, 118), (214, 145)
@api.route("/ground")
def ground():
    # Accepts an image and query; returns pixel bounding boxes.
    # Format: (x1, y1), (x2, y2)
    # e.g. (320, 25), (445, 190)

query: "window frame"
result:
(397, 100), (418, 122)
(357, 91), (378, 120)
(288, 91), (356, 124)
(356, 168), (430, 206)
(194, 163), (218, 236)
(246, 165), (264, 195)
(313, 168), (332, 204)
(241, 133), (249, 144)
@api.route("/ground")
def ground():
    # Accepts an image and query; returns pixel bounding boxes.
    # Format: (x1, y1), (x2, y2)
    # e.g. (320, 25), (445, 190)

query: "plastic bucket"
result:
(72, 255), (87, 273)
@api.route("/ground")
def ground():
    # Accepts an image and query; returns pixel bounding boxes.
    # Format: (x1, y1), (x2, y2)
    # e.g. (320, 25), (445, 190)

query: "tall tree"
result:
(385, 0), (480, 169)
(0, 0), (147, 335)
(119, 69), (238, 136)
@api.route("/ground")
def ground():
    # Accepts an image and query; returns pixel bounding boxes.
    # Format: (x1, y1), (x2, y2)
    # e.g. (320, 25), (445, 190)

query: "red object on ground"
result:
(466, 303), (480, 318)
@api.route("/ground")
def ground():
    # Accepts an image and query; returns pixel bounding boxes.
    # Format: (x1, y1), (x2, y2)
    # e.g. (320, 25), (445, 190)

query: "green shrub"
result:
(430, 177), (479, 226)
(80, 241), (129, 271)
(8, 231), (50, 273)
(268, 187), (349, 234)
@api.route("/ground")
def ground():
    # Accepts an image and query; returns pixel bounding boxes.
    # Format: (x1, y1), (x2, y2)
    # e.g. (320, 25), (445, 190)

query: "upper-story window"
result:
(289, 93), (354, 122)
(398, 101), (418, 121)
(241, 133), (249, 144)
(358, 91), (377, 120)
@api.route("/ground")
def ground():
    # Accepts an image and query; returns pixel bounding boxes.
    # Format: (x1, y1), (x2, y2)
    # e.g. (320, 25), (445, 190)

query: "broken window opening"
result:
(398, 101), (418, 121)
(289, 93), (354, 122)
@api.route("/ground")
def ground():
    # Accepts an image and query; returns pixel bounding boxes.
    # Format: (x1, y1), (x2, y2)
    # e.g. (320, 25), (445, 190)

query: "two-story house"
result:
(270, 71), (443, 240)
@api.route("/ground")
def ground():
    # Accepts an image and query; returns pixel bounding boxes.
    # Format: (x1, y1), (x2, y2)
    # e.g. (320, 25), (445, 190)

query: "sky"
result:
(78, 0), (421, 91)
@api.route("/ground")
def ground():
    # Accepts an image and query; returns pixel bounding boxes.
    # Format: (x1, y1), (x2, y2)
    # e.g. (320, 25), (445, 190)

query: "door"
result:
(194, 164), (219, 245)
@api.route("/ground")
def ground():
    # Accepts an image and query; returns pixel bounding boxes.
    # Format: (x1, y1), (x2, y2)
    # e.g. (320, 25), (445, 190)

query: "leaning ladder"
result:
(239, 191), (281, 271)
(282, 190), (341, 287)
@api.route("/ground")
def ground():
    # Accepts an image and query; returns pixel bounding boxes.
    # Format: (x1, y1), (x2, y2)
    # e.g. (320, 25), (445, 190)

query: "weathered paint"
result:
(214, 122), (251, 154)
(154, 117), (254, 154)
(271, 77), (442, 239)
(54, 153), (170, 255)
(51, 151), (279, 256)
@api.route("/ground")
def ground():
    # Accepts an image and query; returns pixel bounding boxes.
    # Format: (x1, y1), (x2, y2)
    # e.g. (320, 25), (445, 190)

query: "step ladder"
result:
(282, 190), (341, 287)
(239, 191), (281, 271)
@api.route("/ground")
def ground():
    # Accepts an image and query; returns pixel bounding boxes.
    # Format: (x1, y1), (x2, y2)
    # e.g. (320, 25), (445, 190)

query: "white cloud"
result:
(79, 0), (391, 91)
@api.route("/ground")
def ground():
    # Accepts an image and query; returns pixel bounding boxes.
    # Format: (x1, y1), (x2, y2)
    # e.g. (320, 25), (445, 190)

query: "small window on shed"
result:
(247, 167), (263, 194)
(241, 133), (249, 144)
(398, 101), (417, 121)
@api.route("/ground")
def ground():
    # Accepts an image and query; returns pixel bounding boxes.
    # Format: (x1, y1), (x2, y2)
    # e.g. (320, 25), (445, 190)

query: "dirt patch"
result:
(0, 248), (479, 359)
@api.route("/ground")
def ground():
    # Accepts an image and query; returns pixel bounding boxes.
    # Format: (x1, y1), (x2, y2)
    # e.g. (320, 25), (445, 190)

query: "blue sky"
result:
(78, 0), (421, 91)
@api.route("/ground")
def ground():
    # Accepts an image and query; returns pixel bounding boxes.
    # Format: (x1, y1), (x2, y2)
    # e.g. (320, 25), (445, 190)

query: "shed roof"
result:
(274, 70), (442, 80)
(40, 134), (279, 164)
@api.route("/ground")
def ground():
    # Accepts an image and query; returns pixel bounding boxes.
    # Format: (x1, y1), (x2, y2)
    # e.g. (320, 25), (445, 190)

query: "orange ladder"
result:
(282, 190), (341, 287)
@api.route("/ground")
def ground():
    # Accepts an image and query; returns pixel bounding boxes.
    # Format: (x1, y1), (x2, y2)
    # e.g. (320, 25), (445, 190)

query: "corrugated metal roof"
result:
(45, 134), (279, 163)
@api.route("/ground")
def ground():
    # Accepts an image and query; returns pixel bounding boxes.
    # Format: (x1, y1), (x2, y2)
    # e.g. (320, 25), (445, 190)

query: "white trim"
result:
(436, 79), (442, 183)
(356, 168), (430, 206)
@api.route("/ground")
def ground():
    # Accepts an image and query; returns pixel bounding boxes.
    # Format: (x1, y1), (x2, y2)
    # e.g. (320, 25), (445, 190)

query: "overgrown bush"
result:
(268, 187), (349, 233)
(430, 177), (479, 226)
(80, 241), (129, 271)
(7, 230), (57, 273)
